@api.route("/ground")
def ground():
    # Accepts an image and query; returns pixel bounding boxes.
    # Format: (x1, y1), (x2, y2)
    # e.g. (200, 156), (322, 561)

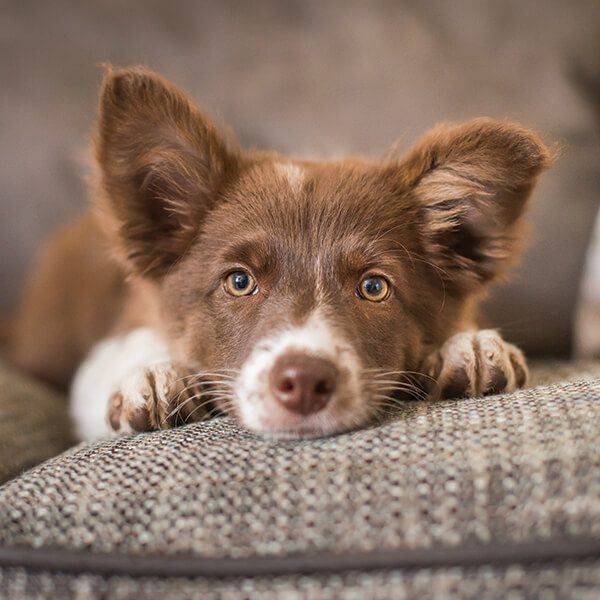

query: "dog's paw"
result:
(422, 330), (528, 400)
(106, 362), (207, 434)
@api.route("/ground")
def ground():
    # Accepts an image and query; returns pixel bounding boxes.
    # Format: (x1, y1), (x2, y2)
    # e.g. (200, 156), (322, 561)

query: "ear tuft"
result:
(99, 66), (177, 116)
(398, 119), (553, 291)
(108, 69), (144, 104)
(94, 66), (240, 278)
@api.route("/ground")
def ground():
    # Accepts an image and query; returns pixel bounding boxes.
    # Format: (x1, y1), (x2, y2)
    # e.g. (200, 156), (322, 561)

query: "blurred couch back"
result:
(1, 0), (599, 356)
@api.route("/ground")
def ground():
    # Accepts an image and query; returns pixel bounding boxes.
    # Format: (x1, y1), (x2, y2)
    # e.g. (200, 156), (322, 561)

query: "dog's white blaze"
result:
(70, 327), (170, 441)
(276, 162), (304, 194)
(314, 254), (327, 302)
(235, 309), (364, 434)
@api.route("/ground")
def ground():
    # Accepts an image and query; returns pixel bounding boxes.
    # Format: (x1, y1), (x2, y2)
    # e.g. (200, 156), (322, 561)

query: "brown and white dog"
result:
(3, 67), (552, 441)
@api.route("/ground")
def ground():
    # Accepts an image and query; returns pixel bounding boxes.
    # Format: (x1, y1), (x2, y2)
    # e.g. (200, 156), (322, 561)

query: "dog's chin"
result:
(243, 420), (355, 441)
(233, 396), (371, 440)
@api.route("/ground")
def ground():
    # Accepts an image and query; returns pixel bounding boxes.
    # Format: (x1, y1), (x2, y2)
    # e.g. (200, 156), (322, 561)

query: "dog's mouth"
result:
(187, 363), (426, 439)
(232, 393), (370, 439)
(231, 348), (371, 437)
(185, 311), (426, 438)
(189, 373), (367, 439)
(180, 364), (367, 438)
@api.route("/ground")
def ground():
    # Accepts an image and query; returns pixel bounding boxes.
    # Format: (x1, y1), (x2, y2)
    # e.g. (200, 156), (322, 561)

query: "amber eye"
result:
(224, 271), (257, 297)
(358, 276), (390, 302)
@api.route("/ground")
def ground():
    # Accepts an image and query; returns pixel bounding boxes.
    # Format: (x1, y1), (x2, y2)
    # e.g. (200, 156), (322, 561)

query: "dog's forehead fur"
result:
(201, 158), (416, 274)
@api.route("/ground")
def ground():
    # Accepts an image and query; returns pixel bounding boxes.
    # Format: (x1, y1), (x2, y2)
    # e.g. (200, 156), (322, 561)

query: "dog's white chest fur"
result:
(70, 327), (170, 440)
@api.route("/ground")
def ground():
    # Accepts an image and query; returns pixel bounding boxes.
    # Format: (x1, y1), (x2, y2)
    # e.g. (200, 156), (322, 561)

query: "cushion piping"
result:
(0, 537), (598, 579)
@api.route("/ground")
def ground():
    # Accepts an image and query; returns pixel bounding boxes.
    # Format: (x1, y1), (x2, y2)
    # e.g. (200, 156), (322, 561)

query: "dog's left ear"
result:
(94, 66), (240, 278)
(395, 119), (553, 291)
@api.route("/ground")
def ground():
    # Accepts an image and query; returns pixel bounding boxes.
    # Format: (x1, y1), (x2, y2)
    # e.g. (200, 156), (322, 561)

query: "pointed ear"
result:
(94, 66), (240, 277)
(397, 119), (553, 292)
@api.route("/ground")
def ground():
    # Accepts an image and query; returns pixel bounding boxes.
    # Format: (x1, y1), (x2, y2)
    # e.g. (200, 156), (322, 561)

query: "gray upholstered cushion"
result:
(0, 363), (73, 485)
(1, 364), (599, 597)
(1, 560), (599, 599)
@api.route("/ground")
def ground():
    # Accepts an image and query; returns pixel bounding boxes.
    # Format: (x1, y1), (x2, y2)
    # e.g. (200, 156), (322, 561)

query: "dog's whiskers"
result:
(367, 369), (438, 384)
(175, 370), (239, 384)
(183, 396), (224, 424)
(362, 374), (430, 402)
(161, 371), (239, 426)
(187, 396), (236, 423)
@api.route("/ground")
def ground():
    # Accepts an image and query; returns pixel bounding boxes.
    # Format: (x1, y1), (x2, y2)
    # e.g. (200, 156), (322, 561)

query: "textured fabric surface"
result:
(1, 366), (600, 596)
(1, 561), (599, 600)
(528, 360), (600, 387)
(0, 363), (73, 485)
(1, 375), (599, 559)
(0, 360), (595, 485)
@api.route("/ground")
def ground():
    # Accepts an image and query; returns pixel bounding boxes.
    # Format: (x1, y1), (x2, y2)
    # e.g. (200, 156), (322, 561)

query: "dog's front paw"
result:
(423, 330), (528, 400)
(106, 363), (207, 434)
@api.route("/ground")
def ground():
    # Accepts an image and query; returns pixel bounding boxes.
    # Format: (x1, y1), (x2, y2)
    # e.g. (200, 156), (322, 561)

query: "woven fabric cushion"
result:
(1, 561), (599, 599)
(1, 368), (599, 555)
(0, 363), (73, 485)
(1, 364), (600, 597)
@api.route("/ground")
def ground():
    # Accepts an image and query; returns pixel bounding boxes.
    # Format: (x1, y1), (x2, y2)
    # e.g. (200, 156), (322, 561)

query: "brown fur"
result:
(4, 66), (552, 427)
(5, 214), (125, 388)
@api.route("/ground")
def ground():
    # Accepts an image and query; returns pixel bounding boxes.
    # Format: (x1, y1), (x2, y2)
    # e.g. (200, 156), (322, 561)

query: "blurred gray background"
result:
(1, 0), (599, 356)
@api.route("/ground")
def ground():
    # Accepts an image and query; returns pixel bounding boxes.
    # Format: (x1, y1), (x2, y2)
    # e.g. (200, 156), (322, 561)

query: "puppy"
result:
(4, 67), (551, 441)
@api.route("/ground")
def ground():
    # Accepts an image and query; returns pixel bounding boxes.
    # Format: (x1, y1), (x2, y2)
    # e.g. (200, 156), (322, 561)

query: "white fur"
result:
(234, 309), (365, 436)
(314, 254), (327, 302)
(70, 327), (170, 441)
(276, 162), (304, 194)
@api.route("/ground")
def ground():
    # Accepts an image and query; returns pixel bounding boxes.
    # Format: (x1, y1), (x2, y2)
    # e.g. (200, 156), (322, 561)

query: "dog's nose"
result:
(270, 353), (337, 415)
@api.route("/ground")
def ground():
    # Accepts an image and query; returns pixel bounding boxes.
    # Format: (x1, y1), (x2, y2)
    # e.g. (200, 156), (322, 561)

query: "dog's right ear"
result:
(389, 119), (552, 292)
(94, 66), (239, 278)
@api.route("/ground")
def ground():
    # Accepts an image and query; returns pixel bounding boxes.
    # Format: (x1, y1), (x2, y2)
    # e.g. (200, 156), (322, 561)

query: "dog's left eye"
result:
(224, 271), (257, 297)
(358, 276), (390, 302)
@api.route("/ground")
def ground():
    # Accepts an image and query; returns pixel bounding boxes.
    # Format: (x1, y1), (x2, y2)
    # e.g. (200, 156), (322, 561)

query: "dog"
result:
(3, 66), (552, 441)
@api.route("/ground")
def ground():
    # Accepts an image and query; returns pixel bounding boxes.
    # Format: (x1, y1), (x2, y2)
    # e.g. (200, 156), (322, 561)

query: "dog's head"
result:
(94, 67), (551, 437)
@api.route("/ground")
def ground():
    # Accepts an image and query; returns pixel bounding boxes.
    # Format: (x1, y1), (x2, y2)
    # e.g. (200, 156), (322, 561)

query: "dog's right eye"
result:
(224, 271), (257, 297)
(357, 275), (390, 302)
